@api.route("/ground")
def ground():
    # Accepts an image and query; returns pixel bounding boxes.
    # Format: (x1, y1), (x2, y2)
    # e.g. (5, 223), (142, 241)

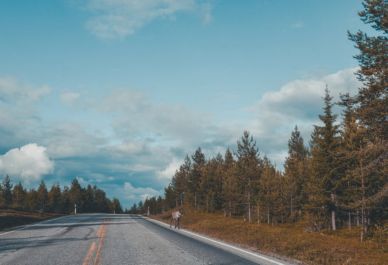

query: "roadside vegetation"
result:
(0, 176), (123, 230)
(154, 207), (387, 265)
(0, 209), (61, 231)
(131, 1), (387, 263)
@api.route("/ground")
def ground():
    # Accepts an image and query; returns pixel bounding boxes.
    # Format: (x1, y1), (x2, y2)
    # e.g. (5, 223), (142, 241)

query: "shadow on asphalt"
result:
(0, 215), (141, 253)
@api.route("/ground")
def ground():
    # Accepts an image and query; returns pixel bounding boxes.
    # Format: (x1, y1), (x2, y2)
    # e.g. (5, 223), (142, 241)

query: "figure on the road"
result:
(170, 209), (182, 229)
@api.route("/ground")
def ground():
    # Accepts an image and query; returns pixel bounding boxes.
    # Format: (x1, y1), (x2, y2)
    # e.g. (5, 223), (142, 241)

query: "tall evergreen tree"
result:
(236, 131), (261, 223)
(284, 126), (309, 221)
(37, 180), (48, 212)
(222, 148), (238, 217)
(2, 175), (13, 207)
(47, 184), (62, 213)
(111, 198), (123, 214)
(69, 179), (82, 213)
(189, 148), (205, 209)
(348, 0), (388, 241)
(308, 88), (341, 231)
(12, 182), (26, 210)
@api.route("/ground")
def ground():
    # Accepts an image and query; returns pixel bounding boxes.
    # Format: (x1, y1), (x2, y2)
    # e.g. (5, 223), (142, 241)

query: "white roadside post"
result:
(74, 203), (77, 215)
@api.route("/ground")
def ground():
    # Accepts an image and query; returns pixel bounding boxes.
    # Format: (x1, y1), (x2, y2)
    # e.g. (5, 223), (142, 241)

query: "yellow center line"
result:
(82, 219), (107, 265)
(94, 220), (107, 265)
(82, 242), (97, 265)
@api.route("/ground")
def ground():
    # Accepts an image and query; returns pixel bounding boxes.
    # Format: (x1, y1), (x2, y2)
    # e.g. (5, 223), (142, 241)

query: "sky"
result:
(0, 0), (367, 208)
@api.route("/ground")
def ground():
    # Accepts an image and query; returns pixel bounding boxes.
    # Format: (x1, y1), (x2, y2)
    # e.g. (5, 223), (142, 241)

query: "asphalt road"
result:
(0, 214), (291, 265)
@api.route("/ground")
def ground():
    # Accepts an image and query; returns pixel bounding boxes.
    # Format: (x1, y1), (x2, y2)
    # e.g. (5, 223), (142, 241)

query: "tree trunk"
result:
(206, 194), (209, 212)
(229, 200), (232, 217)
(348, 211), (352, 230)
(248, 195), (251, 223)
(331, 193), (336, 231)
(194, 192), (197, 210)
(257, 203), (260, 224)
(247, 179), (251, 223)
(360, 159), (366, 242)
(267, 206), (270, 224)
(331, 210), (336, 231)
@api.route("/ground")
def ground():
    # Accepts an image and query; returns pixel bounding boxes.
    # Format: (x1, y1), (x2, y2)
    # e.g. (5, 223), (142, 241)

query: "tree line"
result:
(133, 0), (387, 241)
(0, 176), (123, 214)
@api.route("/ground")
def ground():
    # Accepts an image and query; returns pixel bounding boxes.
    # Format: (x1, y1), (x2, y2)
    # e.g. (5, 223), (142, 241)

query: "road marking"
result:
(81, 220), (107, 265)
(94, 220), (107, 265)
(82, 241), (97, 265)
(0, 215), (69, 236)
(144, 216), (288, 265)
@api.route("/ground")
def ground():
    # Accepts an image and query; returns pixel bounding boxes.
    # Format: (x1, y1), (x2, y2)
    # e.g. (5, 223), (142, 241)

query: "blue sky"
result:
(0, 0), (365, 207)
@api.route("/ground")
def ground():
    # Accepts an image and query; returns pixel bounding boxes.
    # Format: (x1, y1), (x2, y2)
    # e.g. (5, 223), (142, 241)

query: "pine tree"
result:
(12, 182), (26, 210)
(308, 89), (341, 231)
(163, 184), (176, 210)
(69, 179), (82, 213)
(189, 148), (205, 209)
(259, 157), (280, 224)
(223, 148), (238, 217)
(284, 126), (309, 221)
(47, 184), (62, 213)
(2, 175), (13, 207)
(37, 180), (48, 212)
(236, 131), (261, 223)
(111, 198), (123, 214)
(26, 189), (39, 211)
(347, 0), (387, 241)
(338, 94), (362, 230)
(171, 155), (191, 207)
(348, 0), (387, 142)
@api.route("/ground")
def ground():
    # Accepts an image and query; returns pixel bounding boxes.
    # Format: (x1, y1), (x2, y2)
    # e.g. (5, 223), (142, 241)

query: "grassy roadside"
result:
(152, 208), (388, 265)
(0, 209), (63, 231)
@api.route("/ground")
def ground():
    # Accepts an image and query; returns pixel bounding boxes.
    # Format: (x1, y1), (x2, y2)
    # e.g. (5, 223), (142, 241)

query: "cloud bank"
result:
(250, 67), (360, 165)
(82, 0), (213, 39)
(0, 143), (54, 182)
(0, 67), (360, 206)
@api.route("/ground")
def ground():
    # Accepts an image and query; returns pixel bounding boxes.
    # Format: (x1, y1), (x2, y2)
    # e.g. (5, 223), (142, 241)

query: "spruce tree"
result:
(284, 126), (309, 221)
(236, 131), (261, 223)
(189, 148), (205, 209)
(348, 0), (387, 241)
(12, 182), (26, 210)
(37, 180), (48, 212)
(2, 175), (13, 207)
(308, 88), (341, 231)
(223, 148), (238, 217)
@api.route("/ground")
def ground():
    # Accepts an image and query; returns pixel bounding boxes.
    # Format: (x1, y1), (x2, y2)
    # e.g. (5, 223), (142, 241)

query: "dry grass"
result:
(0, 209), (62, 231)
(153, 208), (388, 265)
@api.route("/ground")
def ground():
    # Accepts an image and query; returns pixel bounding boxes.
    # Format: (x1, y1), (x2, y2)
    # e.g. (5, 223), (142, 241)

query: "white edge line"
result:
(0, 215), (69, 236)
(143, 216), (287, 265)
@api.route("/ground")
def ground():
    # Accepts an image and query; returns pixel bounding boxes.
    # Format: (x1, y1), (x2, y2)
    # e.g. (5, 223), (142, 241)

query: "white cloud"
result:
(157, 157), (181, 180)
(60, 91), (80, 105)
(249, 67), (360, 167)
(0, 77), (50, 103)
(82, 0), (213, 39)
(124, 182), (161, 202)
(99, 89), (216, 146)
(0, 144), (54, 182)
(0, 76), (52, 149)
(44, 123), (105, 158)
(199, 2), (212, 24)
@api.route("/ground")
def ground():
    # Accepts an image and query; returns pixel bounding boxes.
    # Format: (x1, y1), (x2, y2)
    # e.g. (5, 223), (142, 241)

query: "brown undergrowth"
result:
(152, 208), (388, 265)
(0, 209), (63, 231)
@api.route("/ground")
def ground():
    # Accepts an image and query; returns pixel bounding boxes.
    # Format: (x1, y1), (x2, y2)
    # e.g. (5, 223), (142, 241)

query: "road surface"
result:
(0, 214), (291, 265)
